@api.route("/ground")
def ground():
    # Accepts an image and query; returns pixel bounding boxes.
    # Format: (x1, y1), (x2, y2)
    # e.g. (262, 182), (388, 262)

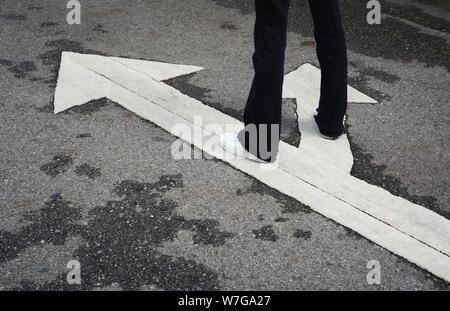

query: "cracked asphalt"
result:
(0, 0), (449, 290)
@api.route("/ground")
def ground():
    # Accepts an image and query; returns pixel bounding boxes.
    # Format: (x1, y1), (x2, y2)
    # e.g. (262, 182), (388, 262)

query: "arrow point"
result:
(348, 87), (378, 104)
(53, 52), (111, 114)
(283, 63), (378, 104)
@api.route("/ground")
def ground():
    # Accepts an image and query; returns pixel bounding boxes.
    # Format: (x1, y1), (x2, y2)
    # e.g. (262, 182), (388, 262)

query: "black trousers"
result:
(238, 0), (348, 162)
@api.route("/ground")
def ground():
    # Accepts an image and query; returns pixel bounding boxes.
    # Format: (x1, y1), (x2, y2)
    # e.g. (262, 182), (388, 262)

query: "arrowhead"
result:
(283, 63), (378, 104)
(53, 52), (204, 114)
(282, 63), (378, 173)
(53, 52), (110, 114)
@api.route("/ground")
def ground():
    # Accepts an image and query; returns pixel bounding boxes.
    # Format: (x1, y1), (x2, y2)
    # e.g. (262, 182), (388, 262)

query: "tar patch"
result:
(40, 154), (73, 177)
(253, 225), (279, 242)
(75, 164), (102, 180)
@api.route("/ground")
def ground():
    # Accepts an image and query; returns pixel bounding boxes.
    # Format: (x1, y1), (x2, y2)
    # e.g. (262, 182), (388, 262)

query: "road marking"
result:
(54, 52), (450, 282)
(382, 13), (450, 45)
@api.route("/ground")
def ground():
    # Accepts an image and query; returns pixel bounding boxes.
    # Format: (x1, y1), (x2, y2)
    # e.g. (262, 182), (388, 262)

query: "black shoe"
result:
(314, 112), (345, 140)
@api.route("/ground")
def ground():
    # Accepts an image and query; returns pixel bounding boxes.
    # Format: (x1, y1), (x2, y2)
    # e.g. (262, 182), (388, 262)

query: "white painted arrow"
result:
(54, 52), (450, 282)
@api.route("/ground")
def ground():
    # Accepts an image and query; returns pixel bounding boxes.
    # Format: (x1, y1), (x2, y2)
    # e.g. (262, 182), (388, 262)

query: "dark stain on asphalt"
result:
(40, 22), (58, 27)
(62, 98), (111, 115)
(117, 55), (162, 62)
(38, 97), (111, 115)
(0, 59), (14, 67)
(274, 217), (289, 223)
(0, 231), (28, 264)
(348, 75), (390, 102)
(75, 164), (102, 180)
(253, 225), (278, 242)
(221, 21), (238, 30)
(1, 14), (26, 21)
(185, 218), (235, 246)
(151, 136), (169, 142)
(103, 176), (234, 249)
(347, 128), (449, 220)
(164, 73), (243, 121)
(348, 64), (401, 102)
(237, 180), (311, 214)
(40, 154), (73, 177)
(9, 61), (37, 79)
(39, 40), (105, 67)
(0, 59), (37, 79)
(360, 67), (401, 84)
(5, 175), (233, 290)
(0, 194), (82, 264)
(28, 6), (44, 11)
(76, 133), (92, 139)
(342, 226), (363, 240)
(92, 24), (109, 33)
(36, 104), (54, 113)
(38, 39), (105, 91)
(293, 229), (312, 240)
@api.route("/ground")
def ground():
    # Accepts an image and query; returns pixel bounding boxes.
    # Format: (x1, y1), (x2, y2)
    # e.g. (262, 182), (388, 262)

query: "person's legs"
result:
(238, 0), (291, 162)
(309, 0), (348, 137)
(228, 0), (346, 161)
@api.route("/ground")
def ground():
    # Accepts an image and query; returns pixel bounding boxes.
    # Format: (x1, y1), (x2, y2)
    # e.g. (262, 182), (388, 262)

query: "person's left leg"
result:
(309, 0), (348, 138)
(237, 0), (291, 162)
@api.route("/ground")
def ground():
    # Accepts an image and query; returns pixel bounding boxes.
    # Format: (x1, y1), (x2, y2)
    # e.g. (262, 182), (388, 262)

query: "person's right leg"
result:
(237, 0), (291, 162)
(309, 0), (348, 137)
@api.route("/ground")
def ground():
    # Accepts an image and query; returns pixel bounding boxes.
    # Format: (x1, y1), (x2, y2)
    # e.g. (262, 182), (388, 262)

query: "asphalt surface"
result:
(0, 0), (449, 290)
